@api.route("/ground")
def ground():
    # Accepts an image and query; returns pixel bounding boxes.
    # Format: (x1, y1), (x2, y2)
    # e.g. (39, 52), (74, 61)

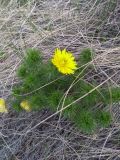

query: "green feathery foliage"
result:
(74, 109), (96, 133)
(102, 87), (120, 104)
(79, 48), (93, 65)
(12, 48), (120, 133)
(17, 0), (29, 6)
(95, 111), (112, 127)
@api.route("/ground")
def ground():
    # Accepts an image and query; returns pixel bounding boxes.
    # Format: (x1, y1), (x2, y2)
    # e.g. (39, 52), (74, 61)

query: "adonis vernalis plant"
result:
(11, 48), (120, 133)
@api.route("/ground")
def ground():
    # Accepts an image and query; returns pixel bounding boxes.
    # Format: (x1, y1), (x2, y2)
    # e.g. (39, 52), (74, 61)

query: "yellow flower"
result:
(51, 48), (77, 75)
(20, 100), (31, 112)
(0, 98), (8, 113)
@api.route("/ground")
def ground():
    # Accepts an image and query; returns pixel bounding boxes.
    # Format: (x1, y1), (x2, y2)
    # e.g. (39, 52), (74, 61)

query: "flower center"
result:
(60, 59), (67, 67)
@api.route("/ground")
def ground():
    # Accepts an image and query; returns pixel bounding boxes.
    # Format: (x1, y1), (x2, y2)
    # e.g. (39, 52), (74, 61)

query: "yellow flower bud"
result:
(20, 100), (31, 112)
(0, 98), (8, 113)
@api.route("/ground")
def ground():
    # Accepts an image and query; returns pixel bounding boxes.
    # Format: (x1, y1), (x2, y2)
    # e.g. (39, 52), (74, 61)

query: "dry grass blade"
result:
(0, 0), (120, 160)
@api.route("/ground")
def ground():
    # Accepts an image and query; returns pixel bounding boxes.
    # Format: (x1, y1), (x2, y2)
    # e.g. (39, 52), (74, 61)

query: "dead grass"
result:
(0, 0), (120, 159)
